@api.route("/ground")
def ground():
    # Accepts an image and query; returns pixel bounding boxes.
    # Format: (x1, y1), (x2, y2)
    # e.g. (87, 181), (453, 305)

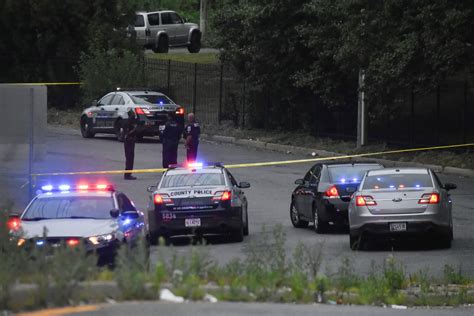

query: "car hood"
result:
(20, 219), (118, 238)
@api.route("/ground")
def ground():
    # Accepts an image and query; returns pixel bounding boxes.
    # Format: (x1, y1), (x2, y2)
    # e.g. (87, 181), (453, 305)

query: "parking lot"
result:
(28, 126), (474, 277)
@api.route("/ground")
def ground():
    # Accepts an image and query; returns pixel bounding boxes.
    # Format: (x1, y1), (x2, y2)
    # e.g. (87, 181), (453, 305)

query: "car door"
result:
(147, 13), (161, 44)
(294, 167), (313, 220)
(302, 165), (322, 218)
(116, 193), (145, 240)
(134, 14), (147, 46)
(160, 12), (177, 44)
(107, 93), (127, 128)
(226, 170), (244, 209)
(94, 93), (115, 131)
(170, 12), (188, 45)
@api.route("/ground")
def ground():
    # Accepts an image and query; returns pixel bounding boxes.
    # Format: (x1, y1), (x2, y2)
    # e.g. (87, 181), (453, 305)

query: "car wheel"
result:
(230, 212), (244, 242)
(313, 204), (328, 234)
(115, 119), (125, 142)
(187, 32), (201, 53)
(243, 207), (249, 236)
(438, 233), (452, 249)
(350, 233), (361, 250)
(290, 202), (308, 228)
(154, 35), (169, 53)
(80, 116), (95, 138)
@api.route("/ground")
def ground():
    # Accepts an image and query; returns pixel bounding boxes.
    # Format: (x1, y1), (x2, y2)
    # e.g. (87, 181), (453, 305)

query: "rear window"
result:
(328, 165), (382, 184)
(134, 15), (145, 27)
(131, 94), (174, 105)
(161, 173), (224, 188)
(23, 196), (114, 220)
(363, 174), (433, 190)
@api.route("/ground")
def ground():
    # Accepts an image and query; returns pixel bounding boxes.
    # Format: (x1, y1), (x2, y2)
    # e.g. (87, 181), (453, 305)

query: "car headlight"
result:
(88, 233), (115, 245)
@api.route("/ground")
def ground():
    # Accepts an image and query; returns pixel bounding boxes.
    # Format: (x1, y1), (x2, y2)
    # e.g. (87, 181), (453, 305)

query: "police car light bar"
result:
(40, 183), (115, 192)
(168, 162), (224, 169)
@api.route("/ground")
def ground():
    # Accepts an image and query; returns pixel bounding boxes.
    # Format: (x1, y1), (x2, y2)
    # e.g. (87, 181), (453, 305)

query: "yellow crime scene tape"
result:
(31, 143), (474, 178)
(3, 82), (82, 86)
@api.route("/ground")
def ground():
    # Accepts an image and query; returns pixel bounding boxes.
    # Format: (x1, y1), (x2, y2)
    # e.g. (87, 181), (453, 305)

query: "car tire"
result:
(230, 213), (244, 242)
(350, 233), (361, 250)
(154, 35), (169, 53)
(115, 119), (125, 142)
(313, 204), (328, 234)
(243, 207), (249, 236)
(438, 233), (452, 249)
(80, 116), (95, 138)
(187, 32), (201, 53)
(290, 202), (308, 228)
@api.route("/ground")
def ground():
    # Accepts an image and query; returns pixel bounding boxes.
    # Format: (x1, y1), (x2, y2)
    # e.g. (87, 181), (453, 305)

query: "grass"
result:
(1, 212), (474, 313)
(146, 52), (219, 64)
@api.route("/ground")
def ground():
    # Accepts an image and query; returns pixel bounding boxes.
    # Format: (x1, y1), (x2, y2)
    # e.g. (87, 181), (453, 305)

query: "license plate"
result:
(185, 218), (201, 227)
(158, 125), (165, 131)
(389, 222), (407, 232)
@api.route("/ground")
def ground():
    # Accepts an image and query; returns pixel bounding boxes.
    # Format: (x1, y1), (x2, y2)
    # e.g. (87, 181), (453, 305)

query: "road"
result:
(25, 126), (474, 279)
(76, 301), (473, 316)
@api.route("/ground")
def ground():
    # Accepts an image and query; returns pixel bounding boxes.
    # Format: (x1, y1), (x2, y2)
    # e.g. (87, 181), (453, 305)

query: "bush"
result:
(78, 47), (145, 104)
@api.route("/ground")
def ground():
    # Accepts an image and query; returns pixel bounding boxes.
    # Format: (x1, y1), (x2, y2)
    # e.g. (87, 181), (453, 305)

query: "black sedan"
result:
(290, 161), (384, 233)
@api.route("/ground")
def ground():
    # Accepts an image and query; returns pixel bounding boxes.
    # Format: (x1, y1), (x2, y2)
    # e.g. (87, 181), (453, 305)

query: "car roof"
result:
(323, 161), (383, 167)
(139, 10), (176, 15)
(165, 167), (224, 176)
(36, 191), (114, 199)
(367, 168), (429, 176)
(125, 91), (166, 96)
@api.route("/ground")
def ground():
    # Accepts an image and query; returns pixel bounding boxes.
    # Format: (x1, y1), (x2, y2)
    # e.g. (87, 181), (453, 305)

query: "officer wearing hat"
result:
(123, 109), (138, 180)
(162, 113), (182, 168)
(183, 113), (200, 162)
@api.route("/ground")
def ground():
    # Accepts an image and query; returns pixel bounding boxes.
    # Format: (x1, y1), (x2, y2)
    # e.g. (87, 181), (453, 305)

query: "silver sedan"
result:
(348, 168), (457, 250)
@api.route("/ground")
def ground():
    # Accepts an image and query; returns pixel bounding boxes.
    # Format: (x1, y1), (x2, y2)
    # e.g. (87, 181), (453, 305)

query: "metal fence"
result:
(144, 59), (246, 127)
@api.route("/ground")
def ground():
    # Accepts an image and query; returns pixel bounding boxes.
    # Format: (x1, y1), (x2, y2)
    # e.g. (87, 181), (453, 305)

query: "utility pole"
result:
(200, 0), (208, 39)
(357, 69), (368, 148)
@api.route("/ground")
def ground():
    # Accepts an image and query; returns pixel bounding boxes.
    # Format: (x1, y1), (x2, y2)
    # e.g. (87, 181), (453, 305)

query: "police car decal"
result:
(169, 189), (214, 198)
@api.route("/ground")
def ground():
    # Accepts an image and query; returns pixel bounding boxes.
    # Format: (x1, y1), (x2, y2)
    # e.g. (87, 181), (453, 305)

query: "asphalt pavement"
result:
(75, 301), (474, 316)
(31, 126), (474, 279)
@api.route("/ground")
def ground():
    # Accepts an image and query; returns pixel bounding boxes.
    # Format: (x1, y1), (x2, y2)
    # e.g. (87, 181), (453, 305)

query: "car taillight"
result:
(154, 194), (173, 205)
(213, 191), (232, 201)
(135, 107), (150, 115)
(418, 193), (440, 204)
(355, 195), (377, 206)
(7, 217), (21, 231)
(67, 238), (80, 246)
(325, 185), (340, 198)
(176, 107), (185, 115)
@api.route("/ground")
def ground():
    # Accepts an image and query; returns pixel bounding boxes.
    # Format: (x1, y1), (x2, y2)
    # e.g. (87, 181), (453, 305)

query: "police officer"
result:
(162, 113), (182, 168)
(124, 109), (138, 180)
(183, 113), (200, 162)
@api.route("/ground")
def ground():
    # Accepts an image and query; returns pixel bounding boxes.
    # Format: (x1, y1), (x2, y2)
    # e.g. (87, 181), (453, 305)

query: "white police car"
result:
(8, 182), (146, 262)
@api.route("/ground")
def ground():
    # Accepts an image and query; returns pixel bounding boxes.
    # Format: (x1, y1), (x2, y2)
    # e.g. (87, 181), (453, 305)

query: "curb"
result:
(201, 134), (473, 177)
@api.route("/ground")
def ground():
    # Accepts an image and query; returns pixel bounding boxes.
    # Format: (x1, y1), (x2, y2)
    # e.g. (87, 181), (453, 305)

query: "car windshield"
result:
(363, 173), (433, 190)
(328, 165), (382, 184)
(23, 196), (114, 220)
(131, 94), (174, 105)
(161, 173), (224, 188)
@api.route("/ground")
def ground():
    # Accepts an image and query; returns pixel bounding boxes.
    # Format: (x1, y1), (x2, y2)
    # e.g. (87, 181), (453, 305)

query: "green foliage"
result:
(0, 0), (138, 82)
(443, 264), (467, 285)
(115, 237), (151, 300)
(212, 0), (474, 126)
(78, 47), (145, 103)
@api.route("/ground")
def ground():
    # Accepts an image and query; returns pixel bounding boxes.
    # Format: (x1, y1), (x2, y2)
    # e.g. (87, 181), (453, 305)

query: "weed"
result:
(443, 264), (466, 285)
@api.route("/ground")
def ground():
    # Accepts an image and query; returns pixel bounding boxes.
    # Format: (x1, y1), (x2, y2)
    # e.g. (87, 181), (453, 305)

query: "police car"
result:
(147, 162), (251, 243)
(80, 89), (185, 141)
(8, 183), (146, 262)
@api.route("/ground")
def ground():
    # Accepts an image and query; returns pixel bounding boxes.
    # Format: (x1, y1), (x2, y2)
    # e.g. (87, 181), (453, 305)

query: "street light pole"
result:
(357, 69), (368, 148)
(200, 0), (207, 39)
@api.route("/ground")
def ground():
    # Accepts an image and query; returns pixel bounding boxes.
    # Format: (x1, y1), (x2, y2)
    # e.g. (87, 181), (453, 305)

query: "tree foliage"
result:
(212, 0), (474, 124)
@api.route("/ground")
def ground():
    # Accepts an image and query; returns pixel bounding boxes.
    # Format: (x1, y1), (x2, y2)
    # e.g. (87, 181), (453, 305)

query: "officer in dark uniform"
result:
(183, 113), (200, 162)
(124, 109), (138, 180)
(162, 113), (182, 168)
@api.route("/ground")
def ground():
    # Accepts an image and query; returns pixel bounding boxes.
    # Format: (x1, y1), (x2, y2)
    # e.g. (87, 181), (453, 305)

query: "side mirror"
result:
(294, 179), (304, 185)
(444, 183), (457, 191)
(238, 182), (251, 189)
(147, 185), (157, 193)
(110, 209), (120, 218)
(121, 211), (139, 219)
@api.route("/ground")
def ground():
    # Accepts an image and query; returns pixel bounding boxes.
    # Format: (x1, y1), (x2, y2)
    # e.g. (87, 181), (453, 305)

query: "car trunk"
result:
(365, 189), (432, 214)
(334, 183), (360, 202)
(162, 187), (224, 211)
